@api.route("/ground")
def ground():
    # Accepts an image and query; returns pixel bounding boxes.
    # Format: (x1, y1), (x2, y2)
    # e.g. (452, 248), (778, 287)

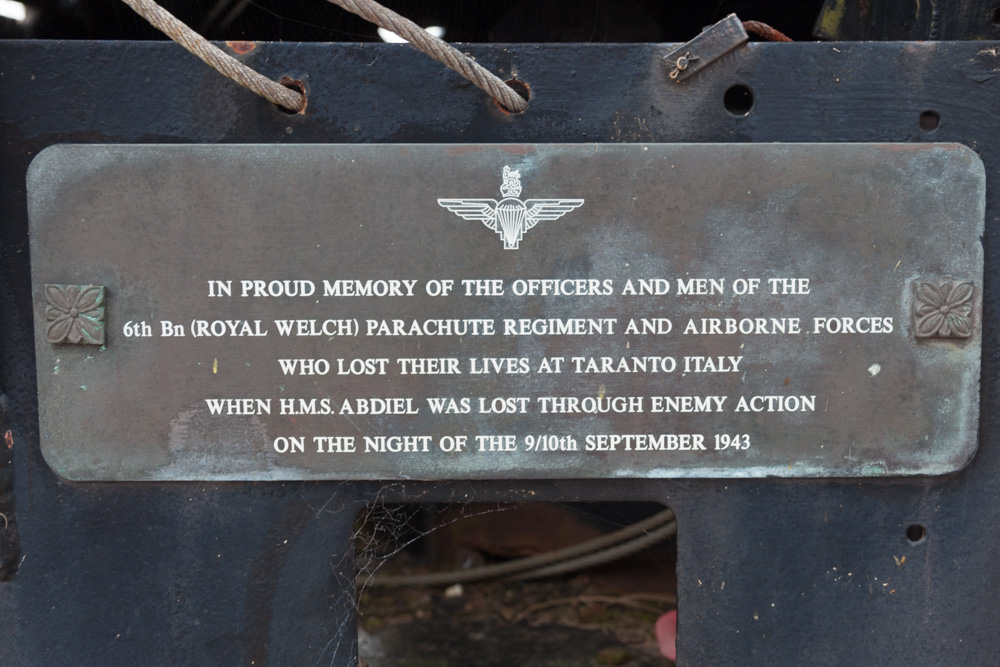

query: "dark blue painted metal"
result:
(0, 40), (998, 665)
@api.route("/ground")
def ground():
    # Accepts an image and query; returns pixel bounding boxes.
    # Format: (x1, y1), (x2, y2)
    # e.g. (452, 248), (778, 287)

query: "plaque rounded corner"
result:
(26, 143), (74, 187)
(939, 140), (987, 174)
(37, 442), (84, 483)
(940, 437), (981, 477)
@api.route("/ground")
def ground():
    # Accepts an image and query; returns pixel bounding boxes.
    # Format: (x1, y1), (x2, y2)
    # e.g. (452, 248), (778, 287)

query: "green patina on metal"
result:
(27, 143), (985, 481)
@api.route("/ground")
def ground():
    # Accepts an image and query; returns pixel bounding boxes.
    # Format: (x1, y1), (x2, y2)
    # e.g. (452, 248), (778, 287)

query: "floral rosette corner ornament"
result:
(45, 284), (106, 345)
(913, 279), (974, 339)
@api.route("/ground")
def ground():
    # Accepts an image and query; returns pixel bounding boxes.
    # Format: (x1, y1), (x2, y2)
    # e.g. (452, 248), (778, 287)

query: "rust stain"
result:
(4, 430), (12, 449)
(227, 41), (256, 55)
(494, 103), (512, 117)
(445, 146), (487, 155)
(279, 76), (308, 115)
(742, 20), (794, 42)
(879, 143), (936, 153)
(859, 0), (871, 21)
(494, 79), (530, 116)
(500, 145), (535, 156)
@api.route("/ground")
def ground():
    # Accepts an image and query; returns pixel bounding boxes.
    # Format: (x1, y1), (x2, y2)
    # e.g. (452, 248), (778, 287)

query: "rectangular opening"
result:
(355, 501), (677, 666)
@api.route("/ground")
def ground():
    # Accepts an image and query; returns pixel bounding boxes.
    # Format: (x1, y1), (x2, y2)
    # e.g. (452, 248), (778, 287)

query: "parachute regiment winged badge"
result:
(438, 166), (585, 250)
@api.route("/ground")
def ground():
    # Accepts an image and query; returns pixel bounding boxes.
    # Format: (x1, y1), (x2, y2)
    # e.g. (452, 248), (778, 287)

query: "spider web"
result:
(342, 493), (676, 666)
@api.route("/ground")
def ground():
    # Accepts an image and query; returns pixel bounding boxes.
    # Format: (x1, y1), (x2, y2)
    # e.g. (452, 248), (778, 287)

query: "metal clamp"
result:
(663, 13), (749, 83)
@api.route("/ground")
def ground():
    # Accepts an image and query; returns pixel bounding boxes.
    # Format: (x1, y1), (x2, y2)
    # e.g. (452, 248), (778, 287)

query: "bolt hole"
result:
(275, 77), (307, 115)
(723, 84), (754, 116)
(495, 78), (530, 114)
(906, 524), (927, 544)
(919, 110), (940, 132)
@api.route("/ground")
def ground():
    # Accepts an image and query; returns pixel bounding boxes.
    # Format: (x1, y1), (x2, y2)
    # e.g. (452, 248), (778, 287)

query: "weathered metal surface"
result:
(663, 13), (748, 82)
(27, 142), (983, 481)
(5, 40), (1000, 667)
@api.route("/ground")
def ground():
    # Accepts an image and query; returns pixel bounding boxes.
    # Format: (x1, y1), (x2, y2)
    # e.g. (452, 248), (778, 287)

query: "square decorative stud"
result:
(913, 279), (973, 338)
(45, 284), (106, 345)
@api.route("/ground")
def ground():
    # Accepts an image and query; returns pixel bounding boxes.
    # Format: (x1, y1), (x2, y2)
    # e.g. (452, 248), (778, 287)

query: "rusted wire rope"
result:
(323, 0), (528, 112)
(742, 20), (794, 42)
(119, 0), (305, 112)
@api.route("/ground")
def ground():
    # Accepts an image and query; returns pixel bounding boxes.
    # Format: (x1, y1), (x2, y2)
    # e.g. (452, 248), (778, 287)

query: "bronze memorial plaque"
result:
(27, 143), (984, 481)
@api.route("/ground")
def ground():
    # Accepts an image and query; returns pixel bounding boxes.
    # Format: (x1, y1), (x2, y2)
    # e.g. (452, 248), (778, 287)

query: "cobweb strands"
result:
(359, 508), (676, 587)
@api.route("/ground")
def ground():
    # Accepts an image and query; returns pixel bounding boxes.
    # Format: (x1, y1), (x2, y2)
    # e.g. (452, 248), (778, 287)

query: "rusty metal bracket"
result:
(663, 13), (749, 83)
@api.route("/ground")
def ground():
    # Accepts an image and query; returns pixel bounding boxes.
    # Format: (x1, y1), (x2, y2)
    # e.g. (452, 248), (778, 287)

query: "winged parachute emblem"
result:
(438, 165), (585, 249)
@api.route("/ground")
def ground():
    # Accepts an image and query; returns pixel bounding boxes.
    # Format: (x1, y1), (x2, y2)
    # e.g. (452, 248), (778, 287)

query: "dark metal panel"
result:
(0, 40), (998, 666)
